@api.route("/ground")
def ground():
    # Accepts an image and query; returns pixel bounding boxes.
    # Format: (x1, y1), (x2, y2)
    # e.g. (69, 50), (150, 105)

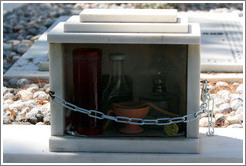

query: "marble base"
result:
(3, 126), (243, 163)
(49, 136), (199, 153)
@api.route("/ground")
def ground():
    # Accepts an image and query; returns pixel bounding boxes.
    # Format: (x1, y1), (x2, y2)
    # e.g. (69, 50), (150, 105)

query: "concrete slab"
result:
(2, 125), (243, 163)
(200, 73), (243, 83)
(3, 12), (243, 80)
(186, 12), (243, 72)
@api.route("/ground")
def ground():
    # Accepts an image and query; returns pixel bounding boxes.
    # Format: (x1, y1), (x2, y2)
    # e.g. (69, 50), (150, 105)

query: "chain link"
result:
(207, 98), (215, 136)
(201, 80), (215, 136)
(51, 94), (201, 126)
(49, 80), (214, 132)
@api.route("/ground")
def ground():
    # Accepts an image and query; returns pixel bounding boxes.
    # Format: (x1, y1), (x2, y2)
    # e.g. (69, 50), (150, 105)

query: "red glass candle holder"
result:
(72, 48), (103, 135)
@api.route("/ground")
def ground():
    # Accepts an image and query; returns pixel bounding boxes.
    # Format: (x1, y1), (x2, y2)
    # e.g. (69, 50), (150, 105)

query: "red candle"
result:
(72, 48), (103, 135)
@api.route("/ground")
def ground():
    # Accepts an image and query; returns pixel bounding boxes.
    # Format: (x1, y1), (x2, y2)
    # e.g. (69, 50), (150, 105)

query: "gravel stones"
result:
(236, 84), (243, 94)
(9, 88), (19, 95)
(235, 113), (243, 122)
(3, 59), (9, 69)
(2, 80), (50, 126)
(33, 91), (49, 100)
(4, 99), (14, 105)
(3, 87), (19, 97)
(9, 78), (19, 87)
(9, 100), (37, 111)
(230, 94), (243, 102)
(36, 113), (44, 122)
(200, 81), (243, 128)
(3, 81), (9, 87)
(199, 117), (215, 127)
(43, 115), (51, 124)
(44, 18), (54, 27)
(230, 99), (243, 111)
(218, 103), (232, 113)
(215, 114), (225, 127)
(7, 51), (17, 60)
(3, 92), (14, 100)
(3, 116), (13, 124)
(15, 115), (27, 122)
(236, 106), (243, 114)
(40, 103), (50, 115)
(215, 81), (229, 87)
(3, 87), (9, 95)
(14, 24), (25, 31)
(12, 55), (21, 62)
(7, 39), (20, 46)
(227, 115), (242, 125)
(26, 107), (44, 124)
(3, 104), (10, 112)
(17, 78), (30, 88)
(13, 42), (30, 54)
(27, 117), (38, 124)
(217, 90), (231, 102)
(19, 107), (30, 116)
(38, 25), (47, 34)
(24, 100), (38, 109)
(28, 28), (37, 35)
(26, 107), (42, 118)
(214, 90), (231, 107)
(17, 89), (33, 101)
(43, 84), (50, 92)
(3, 43), (12, 50)
(27, 84), (39, 92)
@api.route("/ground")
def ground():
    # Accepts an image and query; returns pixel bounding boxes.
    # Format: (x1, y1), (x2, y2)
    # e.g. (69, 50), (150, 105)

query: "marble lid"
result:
(80, 9), (178, 23)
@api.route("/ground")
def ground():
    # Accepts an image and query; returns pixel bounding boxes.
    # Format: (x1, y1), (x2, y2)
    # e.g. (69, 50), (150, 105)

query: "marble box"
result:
(47, 9), (201, 153)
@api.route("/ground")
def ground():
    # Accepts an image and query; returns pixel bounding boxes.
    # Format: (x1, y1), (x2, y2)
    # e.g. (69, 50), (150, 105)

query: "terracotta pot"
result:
(108, 102), (149, 134)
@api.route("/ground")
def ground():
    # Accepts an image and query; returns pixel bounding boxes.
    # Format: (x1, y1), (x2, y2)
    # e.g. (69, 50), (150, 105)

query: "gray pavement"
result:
(3, 12), (244, 80)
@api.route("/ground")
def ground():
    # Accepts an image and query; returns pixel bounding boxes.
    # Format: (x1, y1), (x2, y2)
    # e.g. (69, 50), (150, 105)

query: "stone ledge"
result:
(3, 125), (243, 163)
(49, 136), (199, 153)
(200, 73), (243, 82)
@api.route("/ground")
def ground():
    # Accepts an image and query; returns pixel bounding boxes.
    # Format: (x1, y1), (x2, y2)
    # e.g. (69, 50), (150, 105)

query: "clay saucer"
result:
(111, 102), (149, 134)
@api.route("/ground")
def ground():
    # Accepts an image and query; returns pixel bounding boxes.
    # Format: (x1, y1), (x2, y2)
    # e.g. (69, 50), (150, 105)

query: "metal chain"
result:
(201, 80), (214, 136)
(49, 80), (214, 131)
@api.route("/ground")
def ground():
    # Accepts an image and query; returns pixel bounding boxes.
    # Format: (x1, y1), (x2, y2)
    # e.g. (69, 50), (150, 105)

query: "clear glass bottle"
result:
(102, 53), (133, 113)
